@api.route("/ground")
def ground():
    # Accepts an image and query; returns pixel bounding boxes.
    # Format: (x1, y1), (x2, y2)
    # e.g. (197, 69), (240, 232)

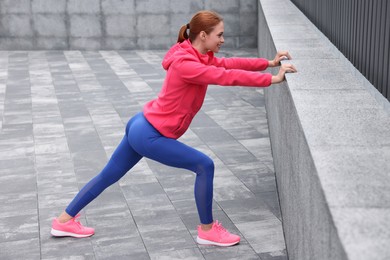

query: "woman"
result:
(51, 10), (297, 247)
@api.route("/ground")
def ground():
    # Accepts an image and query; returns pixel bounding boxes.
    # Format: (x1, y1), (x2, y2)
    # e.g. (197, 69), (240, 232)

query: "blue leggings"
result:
(66, 112), (214, 224)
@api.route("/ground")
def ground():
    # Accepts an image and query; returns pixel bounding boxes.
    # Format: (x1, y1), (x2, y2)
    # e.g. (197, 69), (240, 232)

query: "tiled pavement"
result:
(0, 49), (287, 260)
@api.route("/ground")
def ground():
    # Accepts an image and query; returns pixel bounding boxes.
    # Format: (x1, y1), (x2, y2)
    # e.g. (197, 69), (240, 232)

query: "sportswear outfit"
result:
(51, 39), (272, 245)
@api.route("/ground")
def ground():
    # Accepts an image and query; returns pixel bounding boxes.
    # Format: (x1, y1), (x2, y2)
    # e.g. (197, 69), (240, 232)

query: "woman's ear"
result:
(200, 31), (207, 41)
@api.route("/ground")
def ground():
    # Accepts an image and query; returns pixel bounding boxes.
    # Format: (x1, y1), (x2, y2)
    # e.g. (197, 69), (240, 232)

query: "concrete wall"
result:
(258, 0), (390, 259)
(0, 0), (258, 50)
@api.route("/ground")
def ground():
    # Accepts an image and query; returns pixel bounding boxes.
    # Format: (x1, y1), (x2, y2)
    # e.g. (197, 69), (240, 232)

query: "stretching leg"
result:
(65, 134), (142, 217)
(128, 115), (215, 224)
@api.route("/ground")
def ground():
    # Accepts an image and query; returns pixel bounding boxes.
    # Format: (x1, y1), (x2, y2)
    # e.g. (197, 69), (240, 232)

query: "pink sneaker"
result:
(196, 220), (240, 247)
(51, 214), (94, 238)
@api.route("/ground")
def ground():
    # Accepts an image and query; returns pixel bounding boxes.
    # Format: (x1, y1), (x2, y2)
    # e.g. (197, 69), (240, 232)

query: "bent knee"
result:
(196, 156), (214, 176)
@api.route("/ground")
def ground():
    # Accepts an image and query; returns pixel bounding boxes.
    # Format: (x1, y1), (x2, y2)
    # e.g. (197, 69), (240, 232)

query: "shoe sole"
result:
(196, 236), (240, 247)
(51, 228), (94, 238)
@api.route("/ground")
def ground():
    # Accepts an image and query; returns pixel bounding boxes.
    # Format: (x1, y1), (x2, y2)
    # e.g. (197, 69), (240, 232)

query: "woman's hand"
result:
(271, 63), (297, 84)
(268, 51), (292, 67)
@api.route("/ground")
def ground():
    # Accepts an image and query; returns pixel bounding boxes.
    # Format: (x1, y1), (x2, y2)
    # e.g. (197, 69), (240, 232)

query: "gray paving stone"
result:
(0, 50), (286, 259)
(259, 251), (288, 260)
(236, 219), (286, 255)
(188, 111), (220, 128)
(209, 141), (259, 165)
(192, 126), (236, 145)
(34, 152), (74, 173)
(0, 238), (40, 260)
(257, 191), (283, 221)
(0, 172), (37, 195)
(71, 149), (107, 174)
(201, 244), (260, 260)
(0, 213), (38, 243)
(40, 236), (95, 259)
(149, 247), (204, 260)
(139, 222), (195, 255)
(121, 182), (166, 199)
(0, 192), (37, 218)
(125, 194), (180, 225)
(157, 173), (195, 201)
(218, 198), (277, 224)
(38, 191), (78, 209)
(92, 236), (149, 260)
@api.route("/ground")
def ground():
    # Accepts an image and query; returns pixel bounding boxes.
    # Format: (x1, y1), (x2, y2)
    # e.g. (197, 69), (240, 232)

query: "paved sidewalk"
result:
(0, 49), (287, 260)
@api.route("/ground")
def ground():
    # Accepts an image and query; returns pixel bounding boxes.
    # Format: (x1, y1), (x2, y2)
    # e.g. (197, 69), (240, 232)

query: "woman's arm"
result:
(179, 60), (273, 87)
(179, 51), (297, 87)
(211, 50), (293, 70)
(211, 56), (270, 71)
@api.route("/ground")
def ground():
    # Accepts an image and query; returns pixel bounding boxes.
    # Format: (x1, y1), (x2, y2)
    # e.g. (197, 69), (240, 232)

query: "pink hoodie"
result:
(143, 39), (272, 139)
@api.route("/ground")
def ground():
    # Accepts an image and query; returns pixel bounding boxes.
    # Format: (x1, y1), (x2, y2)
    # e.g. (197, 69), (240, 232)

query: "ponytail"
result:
(177, 23), (190, 43)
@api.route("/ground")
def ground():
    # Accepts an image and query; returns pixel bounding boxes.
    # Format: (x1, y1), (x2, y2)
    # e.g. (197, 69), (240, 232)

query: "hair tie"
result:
(186, 23), (190, 30)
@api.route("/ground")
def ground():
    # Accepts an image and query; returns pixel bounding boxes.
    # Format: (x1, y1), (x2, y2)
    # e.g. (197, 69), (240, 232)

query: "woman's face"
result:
(204, 21), (225, 53)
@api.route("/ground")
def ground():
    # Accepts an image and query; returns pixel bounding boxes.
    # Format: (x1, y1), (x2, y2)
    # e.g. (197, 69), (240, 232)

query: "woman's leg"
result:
(63, 113), (144, 218)
(135, 126), (241, 246)
(52, 114), (146, 237)
(128, 114), (215, 225)
(64, 135), (143, 217)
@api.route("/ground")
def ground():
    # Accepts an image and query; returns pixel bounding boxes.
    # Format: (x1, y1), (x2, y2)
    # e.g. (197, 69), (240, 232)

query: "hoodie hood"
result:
(162, 39), (214, 70)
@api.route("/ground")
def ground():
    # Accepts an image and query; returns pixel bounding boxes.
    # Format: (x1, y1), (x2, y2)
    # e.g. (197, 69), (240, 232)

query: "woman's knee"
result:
(196, 156), (214, 177)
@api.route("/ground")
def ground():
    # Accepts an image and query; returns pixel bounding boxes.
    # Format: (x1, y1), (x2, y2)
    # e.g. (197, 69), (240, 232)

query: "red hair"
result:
(177, 10), (223, 43)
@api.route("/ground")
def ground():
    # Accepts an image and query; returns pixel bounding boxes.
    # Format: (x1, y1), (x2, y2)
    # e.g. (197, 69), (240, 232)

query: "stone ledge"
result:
(258, 0), (390, 259)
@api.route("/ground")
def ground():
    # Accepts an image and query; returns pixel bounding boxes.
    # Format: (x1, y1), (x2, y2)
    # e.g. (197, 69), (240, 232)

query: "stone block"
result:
(104, 37), (137, 49)
(102, 0), (135, 15)
(68, 0), (100, 14)
(70, 37), (101, 50)
(70, 15), (102, 38)
(136, 14), (169, 37)
(135, 0), (170, 14)
(0, 0), (30, 14)
(169, 0), (204, 14)
(137, 36), (172, 49)
(0, 14), (33, 37)
(239, 36), (258, 48)
(240, 0), (257, 12)
(205, 0), (239, 13)
(240, 12), (257, 36)
(105, 15), (136, 37)
(170, 14), (190, 36)
(33, 14), (67, 37)
(223, 14), (240, 36)
(32, 0), (66, 13)
(36, 37), (68, 50)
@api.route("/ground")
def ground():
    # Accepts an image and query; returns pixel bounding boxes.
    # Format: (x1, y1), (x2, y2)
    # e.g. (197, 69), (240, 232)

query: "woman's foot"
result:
(196, 220), (240, 247)
(51, 214), (95, 238)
